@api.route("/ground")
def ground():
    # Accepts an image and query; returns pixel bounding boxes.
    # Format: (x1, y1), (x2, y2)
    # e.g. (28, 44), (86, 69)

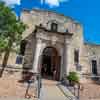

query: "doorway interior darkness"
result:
(92, 60), (97, 75)
(41, 47), (61, 81)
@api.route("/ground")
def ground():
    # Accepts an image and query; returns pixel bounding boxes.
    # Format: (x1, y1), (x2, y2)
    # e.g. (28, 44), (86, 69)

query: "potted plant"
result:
(67, 71), (79, 86)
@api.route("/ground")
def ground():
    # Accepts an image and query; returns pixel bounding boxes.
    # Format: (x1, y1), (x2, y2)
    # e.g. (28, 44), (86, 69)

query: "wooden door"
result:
(55, 56), (61, 81)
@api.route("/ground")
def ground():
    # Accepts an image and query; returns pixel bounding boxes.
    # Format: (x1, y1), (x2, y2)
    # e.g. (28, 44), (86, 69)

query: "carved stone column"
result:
(32, 39), (42, 73)
(63, 37), (70, 76)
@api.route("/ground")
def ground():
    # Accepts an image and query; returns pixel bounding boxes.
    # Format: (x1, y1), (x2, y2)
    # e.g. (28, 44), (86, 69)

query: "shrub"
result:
(67, 71), (79, 84)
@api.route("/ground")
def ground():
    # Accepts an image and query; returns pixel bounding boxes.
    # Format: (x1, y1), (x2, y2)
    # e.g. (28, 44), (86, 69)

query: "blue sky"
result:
(0, 0), (100, 44)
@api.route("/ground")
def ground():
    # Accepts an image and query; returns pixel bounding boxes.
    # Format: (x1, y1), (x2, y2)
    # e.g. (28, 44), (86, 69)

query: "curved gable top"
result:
(21, 8), (82, 39)
(22, 8), (81, 25)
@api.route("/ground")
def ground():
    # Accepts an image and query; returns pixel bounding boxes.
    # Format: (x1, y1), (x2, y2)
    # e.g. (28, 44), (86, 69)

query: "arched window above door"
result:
(51, 22), (58, 32)
(46, 20), (59, 32)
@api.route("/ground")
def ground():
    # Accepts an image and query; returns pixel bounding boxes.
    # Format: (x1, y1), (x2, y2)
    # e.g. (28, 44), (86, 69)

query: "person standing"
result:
(53, 67), (56, 80)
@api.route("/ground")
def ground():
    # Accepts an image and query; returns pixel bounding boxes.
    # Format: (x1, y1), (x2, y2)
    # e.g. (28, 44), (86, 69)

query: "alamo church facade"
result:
(3, 9), (100, 81)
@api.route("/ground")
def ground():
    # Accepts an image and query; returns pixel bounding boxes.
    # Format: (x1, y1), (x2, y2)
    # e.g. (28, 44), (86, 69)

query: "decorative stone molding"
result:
(32, 39), (42, 73)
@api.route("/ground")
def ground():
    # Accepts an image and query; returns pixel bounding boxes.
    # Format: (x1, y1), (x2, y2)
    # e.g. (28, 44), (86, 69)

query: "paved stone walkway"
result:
(40, 79), (75, 100)
(79, 79), (100, 100)
(0, 97), (32, 100)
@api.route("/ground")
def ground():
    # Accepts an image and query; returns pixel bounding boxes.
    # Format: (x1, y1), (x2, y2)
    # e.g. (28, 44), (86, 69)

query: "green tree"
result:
(0, 2), (26, 77)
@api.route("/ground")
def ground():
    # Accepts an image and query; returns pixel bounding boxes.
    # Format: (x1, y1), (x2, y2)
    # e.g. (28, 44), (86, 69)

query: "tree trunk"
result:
(0, 39), (12, 77)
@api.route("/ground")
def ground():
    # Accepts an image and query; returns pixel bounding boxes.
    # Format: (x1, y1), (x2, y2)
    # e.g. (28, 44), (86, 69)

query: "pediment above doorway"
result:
(34, 25), (73, 45)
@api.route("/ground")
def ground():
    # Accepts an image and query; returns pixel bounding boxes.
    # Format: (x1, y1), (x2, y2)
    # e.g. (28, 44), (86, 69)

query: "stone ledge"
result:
(57, 83), (77, 100)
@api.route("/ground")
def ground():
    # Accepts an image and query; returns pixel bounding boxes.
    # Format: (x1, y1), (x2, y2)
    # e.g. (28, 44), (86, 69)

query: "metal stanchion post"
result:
(38, 74), (41, 98)
(34, 73), (41, 99)
(74, 86), (76, 96)
(74, 84), (80, 100)
(77, 84), (80, 100)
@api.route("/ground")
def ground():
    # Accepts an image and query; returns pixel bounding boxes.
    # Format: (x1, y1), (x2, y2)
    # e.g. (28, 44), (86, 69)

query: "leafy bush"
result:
(67, 71), (79, 83)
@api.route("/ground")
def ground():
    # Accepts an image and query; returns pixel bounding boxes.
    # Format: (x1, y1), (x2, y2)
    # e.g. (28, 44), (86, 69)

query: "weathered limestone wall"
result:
(0, 52), (17, 66)
(66, 23), (84, 73)
(20, 8), (84, 75)
(21, 9), (76, 38)
(83, 44), (100, 75)
(23, 34), (36, 71)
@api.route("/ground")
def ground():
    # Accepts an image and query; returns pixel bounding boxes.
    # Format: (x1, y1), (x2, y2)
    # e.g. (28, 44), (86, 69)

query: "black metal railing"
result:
(62, 74), (100, 100)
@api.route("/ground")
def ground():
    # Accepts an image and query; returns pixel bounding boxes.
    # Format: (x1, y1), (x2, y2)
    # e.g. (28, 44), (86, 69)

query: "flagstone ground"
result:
(0, 69), (100, 100)
(79, 79), (100, 100)
(0, 70), (36, 100)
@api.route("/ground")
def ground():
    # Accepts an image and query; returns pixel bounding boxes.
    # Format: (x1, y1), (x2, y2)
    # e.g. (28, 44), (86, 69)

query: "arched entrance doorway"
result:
(41, 47), (61, 81)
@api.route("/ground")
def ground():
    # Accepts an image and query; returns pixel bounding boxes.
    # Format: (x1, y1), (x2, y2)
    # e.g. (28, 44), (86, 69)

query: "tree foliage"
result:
(0, 2), (26, 77)
(0, 2), (26, 52)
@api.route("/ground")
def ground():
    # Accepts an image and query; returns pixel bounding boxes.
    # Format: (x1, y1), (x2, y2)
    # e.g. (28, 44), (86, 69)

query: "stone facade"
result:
(81, 44), (100, 75)
(19, 8), (100, 80)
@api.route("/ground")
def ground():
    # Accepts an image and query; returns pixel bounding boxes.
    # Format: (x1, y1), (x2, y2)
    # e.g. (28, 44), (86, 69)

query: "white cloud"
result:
(41, 0), (69, 7)
(45, 0), (59, 7)
(0, 0), (68, 8)
(0, 0), (21, 6)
